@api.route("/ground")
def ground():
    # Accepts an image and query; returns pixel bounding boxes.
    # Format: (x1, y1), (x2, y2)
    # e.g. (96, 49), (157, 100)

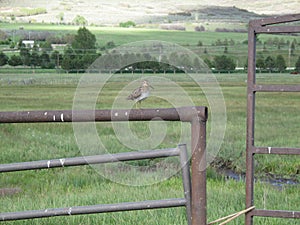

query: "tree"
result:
(204, 58), (214, 69)
(72, 27), (96, 53)
(51, 50), (63, 68)
(276, 55), (286, 72)
(30, 44), (40, 68)
(290, 42), (296, 56)
(8, 55), (23, 66)
(19, 45), (31, 66)
(119, 21), (136, 28)
(214, 55), (236, 72)
(73, 15), (88, 26)
(265, 56), (276, 72)
(295, 56), (300, 73)
(159, 55), (170, 74)
(256, 56), (265, 72)
(30, 51), (40, 68)
(61, 46), (76, 72)
(0, 51), (8, 66)
(40, 51), (55, 69)
(62, 27), (98, 72)
(193, 57), (202, 72)
(56, 12), (64, 23)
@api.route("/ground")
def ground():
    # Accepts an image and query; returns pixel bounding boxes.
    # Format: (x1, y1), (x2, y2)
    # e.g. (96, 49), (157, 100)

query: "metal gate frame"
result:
(0, 106), (207, 225)
(246, 14), (300, 224)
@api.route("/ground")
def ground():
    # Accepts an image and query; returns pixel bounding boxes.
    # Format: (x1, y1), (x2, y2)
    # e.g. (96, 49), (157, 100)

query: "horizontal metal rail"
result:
(0, 107), (207, 123)
(254, 147), (300, 155)
(254, 14), (300, 26)
(0, 198), (187, 221)
(0, 144), (193, 224)
(250, 209), (300, 219)
(253, 84), (300, 92)
(0, 148), (180, 173)
(254, 26), (300, 34)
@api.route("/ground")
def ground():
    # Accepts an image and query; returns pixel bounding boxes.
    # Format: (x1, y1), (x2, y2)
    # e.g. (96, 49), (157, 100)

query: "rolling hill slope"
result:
(0, 0), (299, 25)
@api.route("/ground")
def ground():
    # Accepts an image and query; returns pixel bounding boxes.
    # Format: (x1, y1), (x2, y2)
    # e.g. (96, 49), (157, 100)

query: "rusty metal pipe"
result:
(179, 144), (192, 225)
(0, 107), (207, 124)
(191, 118), (207, 225)
(0, 198), (187, 221)
(0, 148), (180, 173)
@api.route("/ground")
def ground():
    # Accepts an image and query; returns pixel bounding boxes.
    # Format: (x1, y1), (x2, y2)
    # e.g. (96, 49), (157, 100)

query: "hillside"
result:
(0, 0), (299, 26)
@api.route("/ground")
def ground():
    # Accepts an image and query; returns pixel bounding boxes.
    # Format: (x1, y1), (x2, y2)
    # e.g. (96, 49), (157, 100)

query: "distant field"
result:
(1, 22), (300, 70)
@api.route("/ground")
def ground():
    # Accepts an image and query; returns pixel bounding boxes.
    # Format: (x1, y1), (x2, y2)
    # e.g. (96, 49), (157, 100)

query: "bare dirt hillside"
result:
(0, 0), (299, 25)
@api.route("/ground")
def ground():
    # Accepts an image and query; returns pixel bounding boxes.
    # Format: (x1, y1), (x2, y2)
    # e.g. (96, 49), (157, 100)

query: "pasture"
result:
(0, 72), (299, 224)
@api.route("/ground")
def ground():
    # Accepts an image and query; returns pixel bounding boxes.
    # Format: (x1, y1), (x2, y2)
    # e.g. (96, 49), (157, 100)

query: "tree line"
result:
(0, 27), (300, 73)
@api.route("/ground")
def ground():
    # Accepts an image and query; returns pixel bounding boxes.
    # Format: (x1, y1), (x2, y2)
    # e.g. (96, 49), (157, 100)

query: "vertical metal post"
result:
(191, 118), (206, 225)
(179, 144), (192, 225)
(246, 21), (257, 225)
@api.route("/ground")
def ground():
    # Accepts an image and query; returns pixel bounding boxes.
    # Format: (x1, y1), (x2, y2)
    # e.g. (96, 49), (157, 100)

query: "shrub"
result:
(0, 52), (8, 66)
(214, 55), (236, 71)
(72, 15), (88, 26)
(194, 25), (205, 32)
(119, 21), (136, 28)
(8, 55), (23, 66)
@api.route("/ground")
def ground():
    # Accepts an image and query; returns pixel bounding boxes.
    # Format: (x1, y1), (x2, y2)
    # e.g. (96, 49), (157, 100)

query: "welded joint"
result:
(179, 107), (208, 123)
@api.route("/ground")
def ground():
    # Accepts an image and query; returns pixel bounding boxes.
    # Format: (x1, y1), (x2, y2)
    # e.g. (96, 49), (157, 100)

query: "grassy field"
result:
(0, 72), (299, 224)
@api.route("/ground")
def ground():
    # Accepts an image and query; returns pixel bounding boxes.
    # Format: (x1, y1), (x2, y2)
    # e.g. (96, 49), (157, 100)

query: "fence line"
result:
(0, 145), (191, 223)
(246, 14), (300, 225)
(0, 107), (207, 225)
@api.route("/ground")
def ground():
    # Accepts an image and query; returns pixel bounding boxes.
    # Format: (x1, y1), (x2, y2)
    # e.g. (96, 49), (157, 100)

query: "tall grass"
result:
(0, 72), (299, 224)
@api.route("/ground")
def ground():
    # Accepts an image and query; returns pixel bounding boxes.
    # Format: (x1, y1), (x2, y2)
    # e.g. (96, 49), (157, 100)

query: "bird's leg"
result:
(134, 101), (139, 109)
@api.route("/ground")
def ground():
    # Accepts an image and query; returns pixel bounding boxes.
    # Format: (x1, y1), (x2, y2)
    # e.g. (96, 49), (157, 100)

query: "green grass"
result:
(0, 72), (299, 224)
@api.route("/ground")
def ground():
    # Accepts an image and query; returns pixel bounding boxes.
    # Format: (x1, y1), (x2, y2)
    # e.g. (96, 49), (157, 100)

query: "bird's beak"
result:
(150, 85), (154, 90)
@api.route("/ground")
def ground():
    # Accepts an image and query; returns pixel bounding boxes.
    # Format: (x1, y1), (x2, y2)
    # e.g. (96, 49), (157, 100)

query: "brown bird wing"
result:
(127, 87), (142, 100)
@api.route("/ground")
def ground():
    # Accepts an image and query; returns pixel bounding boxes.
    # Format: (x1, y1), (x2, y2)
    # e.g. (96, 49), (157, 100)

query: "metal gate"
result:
(0, 107), (207, 225)
(246, 14), (300, 224)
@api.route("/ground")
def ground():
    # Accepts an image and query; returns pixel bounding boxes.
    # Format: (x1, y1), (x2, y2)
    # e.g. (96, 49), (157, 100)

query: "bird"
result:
(127, 80), (154, 108)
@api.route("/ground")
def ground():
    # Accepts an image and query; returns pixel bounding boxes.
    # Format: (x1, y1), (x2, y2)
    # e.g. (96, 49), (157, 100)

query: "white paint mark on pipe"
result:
(68, 207), (72, 215)
(268, 147), (271, 154)
(53, 115), (56, 121)
(47, 160), (51, 168)
(60, 113), (64, 122)
(59, 158), (65, 167)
